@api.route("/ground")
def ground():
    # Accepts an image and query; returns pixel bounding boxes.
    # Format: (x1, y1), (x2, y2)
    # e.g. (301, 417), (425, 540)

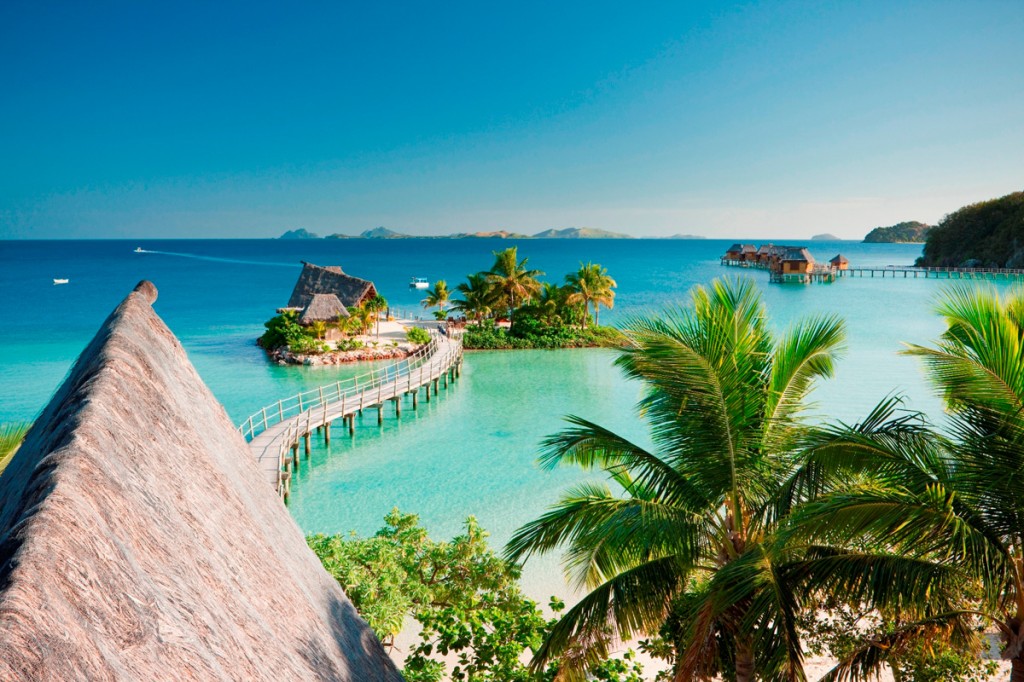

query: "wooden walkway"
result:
(840, 266), (1024, 279)
(239, 331), (463, 500)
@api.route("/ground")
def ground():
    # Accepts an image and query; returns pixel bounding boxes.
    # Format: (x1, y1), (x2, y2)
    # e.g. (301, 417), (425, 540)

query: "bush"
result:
(463, 320), (625, 350)
(259, 311), (304, 349)
(288, 336), (328, 355)
(406, 326), (431, 345)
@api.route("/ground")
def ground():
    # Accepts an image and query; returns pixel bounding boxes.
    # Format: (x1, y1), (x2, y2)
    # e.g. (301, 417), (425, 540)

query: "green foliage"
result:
(406, 326), (431, 345)
(308, 510), (585, 682)
(335, 338), (364, 352)
(288, 335), (328, 354)
(919, 191), (1024, 266)
(863, 221), (933, 243)
(0, 422), (29, 475)
(462, 318), (623, 350)
(259, 310), (304, 349)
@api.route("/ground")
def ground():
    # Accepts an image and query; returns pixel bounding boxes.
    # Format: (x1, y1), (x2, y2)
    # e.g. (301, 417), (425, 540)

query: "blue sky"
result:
(1, 1), (1020, 239)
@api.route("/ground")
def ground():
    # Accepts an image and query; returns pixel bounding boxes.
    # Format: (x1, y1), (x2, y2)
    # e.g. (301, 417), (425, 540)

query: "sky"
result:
(0, 1), (1021, 240)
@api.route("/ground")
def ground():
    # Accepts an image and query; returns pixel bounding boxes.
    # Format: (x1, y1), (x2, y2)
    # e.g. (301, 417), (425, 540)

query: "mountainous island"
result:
(811, 233), (841, 241)
(918, 191), (1024, 267)
(863, 221), (933, 243)
(278, 226), (635, 240)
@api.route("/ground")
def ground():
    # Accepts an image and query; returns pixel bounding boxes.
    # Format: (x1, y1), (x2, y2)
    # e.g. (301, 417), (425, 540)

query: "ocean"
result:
(0, 237), (971, 596)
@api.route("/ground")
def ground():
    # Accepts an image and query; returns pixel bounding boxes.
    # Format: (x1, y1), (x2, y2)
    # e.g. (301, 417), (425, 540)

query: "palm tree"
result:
(0, 422), (29, 475)
(486, 247), (542, 324)
(335, 313), (353, 338)
(535, 282), (570, 326)
(783, 284), (1024, 679)
(310, 320), (327, 340)
(422, 280), (450, 318)
(565, 262), (616, 328)
(366, 294), (388, 338)
(506, 277), (845, 681)
(349, 304), (375, 336)
(451, 273), (494, 323)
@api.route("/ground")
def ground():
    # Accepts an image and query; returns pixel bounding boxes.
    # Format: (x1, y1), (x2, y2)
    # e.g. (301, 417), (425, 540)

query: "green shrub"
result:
(288, 336), (328, 354)
(259, 311), (304, 349)
(406, 326), (431, 345)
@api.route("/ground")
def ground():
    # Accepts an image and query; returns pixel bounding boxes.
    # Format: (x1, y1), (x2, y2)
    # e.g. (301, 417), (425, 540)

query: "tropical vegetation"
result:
(0, 422), (29, 475)
(450, 247), (623, 350)
(918, 190), (1024, 267)
(504, 277), (1009, 681)
(309, 510), (649, 682)
(506, 277), (850, 680)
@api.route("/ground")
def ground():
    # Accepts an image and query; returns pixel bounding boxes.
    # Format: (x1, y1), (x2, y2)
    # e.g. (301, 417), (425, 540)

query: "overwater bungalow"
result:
(722, 243), (757, 265)
(287, 261), (378, 309)
(830, 254), (849, 270)
(780, 247), (815, 275)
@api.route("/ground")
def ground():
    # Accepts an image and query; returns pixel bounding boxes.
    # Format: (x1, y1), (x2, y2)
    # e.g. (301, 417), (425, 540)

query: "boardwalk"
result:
(841, 265), (1024, 279)
(239, 331), (463, 499)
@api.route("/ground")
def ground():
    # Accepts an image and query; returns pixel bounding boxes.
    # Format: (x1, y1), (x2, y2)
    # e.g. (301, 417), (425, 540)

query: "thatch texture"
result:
(0, 281), (400, 681)
(300, 293), (349, 325)
(782, 247), (815, 264)
(288, 262), (377, 309)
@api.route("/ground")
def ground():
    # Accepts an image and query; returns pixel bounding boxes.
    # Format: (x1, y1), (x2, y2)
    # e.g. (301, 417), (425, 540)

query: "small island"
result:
(863, 220), (933, 243)
(811, 233), (841, 241)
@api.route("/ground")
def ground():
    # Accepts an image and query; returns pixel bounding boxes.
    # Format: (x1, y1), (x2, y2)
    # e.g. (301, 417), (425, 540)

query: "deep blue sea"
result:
(0, 237), (974, 596)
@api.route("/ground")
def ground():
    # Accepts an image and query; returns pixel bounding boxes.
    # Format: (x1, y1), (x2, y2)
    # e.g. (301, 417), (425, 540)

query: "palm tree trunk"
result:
(595, 302), (600, 327)
(735, 639), (755, 682)
(1012, 655), (1024, 682)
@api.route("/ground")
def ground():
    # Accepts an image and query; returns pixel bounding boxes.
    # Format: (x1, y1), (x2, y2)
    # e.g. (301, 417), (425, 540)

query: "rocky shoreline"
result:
(268, 344), (420, 366)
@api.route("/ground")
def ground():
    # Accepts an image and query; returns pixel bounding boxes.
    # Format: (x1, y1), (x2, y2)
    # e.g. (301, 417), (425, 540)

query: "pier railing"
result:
(239, 331), (446, 443)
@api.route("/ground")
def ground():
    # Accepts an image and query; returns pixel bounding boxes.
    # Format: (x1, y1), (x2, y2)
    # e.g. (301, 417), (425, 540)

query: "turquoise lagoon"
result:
(0, 238), (977, 596)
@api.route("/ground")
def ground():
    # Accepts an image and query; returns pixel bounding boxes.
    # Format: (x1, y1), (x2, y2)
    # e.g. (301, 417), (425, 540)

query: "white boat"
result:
(409, 277), (430, 289)
(53, 278), (69, 285)
(134, 247), (144, 253)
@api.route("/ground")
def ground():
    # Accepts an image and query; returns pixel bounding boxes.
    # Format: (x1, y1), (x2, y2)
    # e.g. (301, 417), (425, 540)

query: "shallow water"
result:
(0, 237), (998, 598)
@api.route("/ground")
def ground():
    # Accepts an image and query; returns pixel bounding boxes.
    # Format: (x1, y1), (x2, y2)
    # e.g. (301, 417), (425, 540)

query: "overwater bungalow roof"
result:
(0, 281), (399, 681)
(288, 261), (377, 309)
(830, 254), (849, 264)
(300, 293), (349, 324)
(782, 247), (815, 263)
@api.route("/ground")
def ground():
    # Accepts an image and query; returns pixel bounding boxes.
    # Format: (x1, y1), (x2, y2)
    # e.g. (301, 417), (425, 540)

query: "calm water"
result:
(0, 238), (980, 596)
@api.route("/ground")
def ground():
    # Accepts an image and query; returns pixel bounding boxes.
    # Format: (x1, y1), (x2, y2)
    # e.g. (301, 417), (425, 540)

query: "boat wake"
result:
(133, 249), (298, 268)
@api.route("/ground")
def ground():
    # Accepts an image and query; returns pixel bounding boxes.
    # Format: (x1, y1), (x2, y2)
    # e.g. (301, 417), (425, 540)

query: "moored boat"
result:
(53, 278), (69, 285)
(409, 277), (429, 289)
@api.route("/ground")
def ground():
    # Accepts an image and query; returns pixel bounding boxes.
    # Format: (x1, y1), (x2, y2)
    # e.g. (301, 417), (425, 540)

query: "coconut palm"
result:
(335, 313), (353, 338)
(783, 284), (1024, 679)
(565, 262), (616, 328)
(348, 304), (375, 336)
(486, 247), (542, 324)
(310, 320), (327, 340)
(366, 294), (388, 338)
(0, 422), (29, 475)
(422, 280), (450, 316)
(506, 277), (846, 681)
(451, 273), (494, 323)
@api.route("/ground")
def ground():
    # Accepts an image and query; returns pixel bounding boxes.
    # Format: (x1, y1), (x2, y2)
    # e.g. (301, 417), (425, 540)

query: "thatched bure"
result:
(300, 293), (349, 325)
(0, 281), (400, 681)
(288, 262), (377, 309)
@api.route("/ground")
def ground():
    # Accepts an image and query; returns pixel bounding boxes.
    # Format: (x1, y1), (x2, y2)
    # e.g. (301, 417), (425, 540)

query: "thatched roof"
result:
(0, 281), (400, 681)
(782, 247), (815, 263)
(830, 253), (849, 264)
(740, 244), (757, 254)
(726, 243), (744, 253)
(288, 262), (377, 309)
(300, 293), (349, 325)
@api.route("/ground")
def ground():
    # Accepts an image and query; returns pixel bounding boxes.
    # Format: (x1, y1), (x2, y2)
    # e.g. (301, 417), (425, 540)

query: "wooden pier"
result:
(239, 330), (463, 500)
(838, 266), (1024, 279)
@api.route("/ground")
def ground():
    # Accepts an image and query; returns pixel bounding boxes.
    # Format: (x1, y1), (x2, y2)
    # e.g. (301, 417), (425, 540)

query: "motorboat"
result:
(134, 247), (144, 253)
(409, 277), (430, 289)
(53, 278), (69, 285)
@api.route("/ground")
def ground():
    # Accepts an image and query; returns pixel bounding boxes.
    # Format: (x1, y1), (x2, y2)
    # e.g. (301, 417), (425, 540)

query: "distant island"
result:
(811, 233), (841, 241)
(279, 228), (320, 240)
(863, 221), (933, 243)
(918, 191), (1024, 267)
(278, 226), (636, 240)
(666, 234), (707, 239)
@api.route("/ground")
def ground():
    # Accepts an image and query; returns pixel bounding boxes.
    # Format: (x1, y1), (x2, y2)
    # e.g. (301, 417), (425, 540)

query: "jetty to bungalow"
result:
(0, 281), (400, 681)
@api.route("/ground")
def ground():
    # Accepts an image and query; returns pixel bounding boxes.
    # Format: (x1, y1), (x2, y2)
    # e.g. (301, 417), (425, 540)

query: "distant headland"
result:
(863, 221), (933, 243)
(280, 227), (673, 240)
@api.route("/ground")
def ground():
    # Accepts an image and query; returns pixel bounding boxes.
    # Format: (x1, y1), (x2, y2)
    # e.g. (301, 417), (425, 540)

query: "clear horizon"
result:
(1, 1), (1020, 240)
